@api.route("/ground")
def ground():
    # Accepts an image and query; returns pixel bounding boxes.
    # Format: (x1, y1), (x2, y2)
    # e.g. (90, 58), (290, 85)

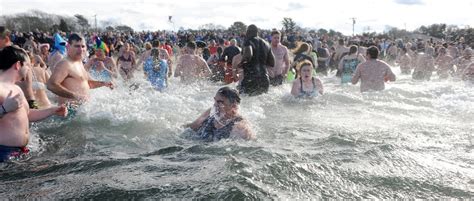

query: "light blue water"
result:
(0, 69), (473, 199)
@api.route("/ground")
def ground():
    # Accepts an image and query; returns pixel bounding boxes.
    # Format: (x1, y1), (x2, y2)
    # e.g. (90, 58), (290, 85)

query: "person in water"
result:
(1, 27), (38, 109)
(84, 37), (116, 82)
(185, 87), (255, 141)
(462, 63), (474, 81)
(352, 46), (396, 92)
(116, 42), (136, 81)
(338, 45), (365, 84)
(0, 45), (67, 162)
(398, 47), (412, 75)
(30, 54), (51, 108)
(143, 48), (168, 91)
(239, 24), (275, 96)
(435, 47), (454, 79)
(412, 46), (435, 81)
(174, 41), (211, 84)
(47, 34), (114, 118)
(291, 60), (324, 98)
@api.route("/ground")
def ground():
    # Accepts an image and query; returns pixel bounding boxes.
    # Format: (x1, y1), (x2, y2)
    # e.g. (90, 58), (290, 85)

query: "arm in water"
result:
(231, 120), (256, 140)
(185, 108), (211, 131)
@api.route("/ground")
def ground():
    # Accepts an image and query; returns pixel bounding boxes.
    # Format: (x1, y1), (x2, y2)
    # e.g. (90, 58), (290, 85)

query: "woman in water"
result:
(85, 39), (116, 83)
(143, 48), (168, 91)
(185, 87), (255, 141)
(291, 60), (324, 98)
(116, 42), (136, 81)
(30, 54), (52, 108)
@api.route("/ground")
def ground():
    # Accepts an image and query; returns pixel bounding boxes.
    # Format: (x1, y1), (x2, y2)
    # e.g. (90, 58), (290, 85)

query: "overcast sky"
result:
(1, 0), (473, 35)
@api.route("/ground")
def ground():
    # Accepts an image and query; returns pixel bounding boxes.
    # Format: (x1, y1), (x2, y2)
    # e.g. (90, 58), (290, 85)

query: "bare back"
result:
(175, 54), (210, 83)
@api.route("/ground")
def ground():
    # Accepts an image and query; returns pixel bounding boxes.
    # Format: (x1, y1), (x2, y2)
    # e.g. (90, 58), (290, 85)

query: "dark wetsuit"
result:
(196, 116), (243, 142)
(0, 145), (29, 162)
(241, 37), (275, 96)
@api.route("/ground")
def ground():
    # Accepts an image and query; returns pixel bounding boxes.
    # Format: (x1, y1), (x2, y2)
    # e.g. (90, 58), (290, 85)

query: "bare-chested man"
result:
(398, 47), (412, 74)
(352, 46), (396, 92)
(47, 34), (113, 115)
(462, 63), (474, 81)
(453, 48), (473, 77)
(0, 46), (66, 162)
(174, 41), (211, 83)
(268, 30), (290, 86)
(1, 27), (38, 109)
(413, 46), (436, 81)
(435, 47), (454, 79)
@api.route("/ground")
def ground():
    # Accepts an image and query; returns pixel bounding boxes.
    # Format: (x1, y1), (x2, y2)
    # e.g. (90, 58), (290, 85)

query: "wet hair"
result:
(217, 87), (241, 105)
(293, 42), (310, 55)
(0, 46), (29, 71)
(367, 46), (379, 59)
(68, 33), (84, 44)
(349, 45), (358, 54)
(150, 48), (160, 60)
(187, 41), (197, 50)
(296, 60), (313, 72)
(152, 40), (160, 48)
(144, 42), (152, 50)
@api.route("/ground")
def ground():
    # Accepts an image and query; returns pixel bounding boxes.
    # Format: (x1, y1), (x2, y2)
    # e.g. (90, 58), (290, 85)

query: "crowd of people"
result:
(1, 23), (473, 162)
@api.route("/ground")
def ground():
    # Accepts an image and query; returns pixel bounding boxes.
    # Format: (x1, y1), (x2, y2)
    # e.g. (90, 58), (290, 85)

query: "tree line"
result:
(1, 10), (473, 46)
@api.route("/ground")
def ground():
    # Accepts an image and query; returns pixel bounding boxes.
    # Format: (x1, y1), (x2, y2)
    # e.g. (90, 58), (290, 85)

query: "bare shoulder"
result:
(195, 55), (207, 62)
(231, 118), (255, 140)
(292, 78), (301, 86)
(54, 58), (72, 70)
(0, 83), (24, 97)
(377, 59), (390, 66)
(105, 57), (115, 64)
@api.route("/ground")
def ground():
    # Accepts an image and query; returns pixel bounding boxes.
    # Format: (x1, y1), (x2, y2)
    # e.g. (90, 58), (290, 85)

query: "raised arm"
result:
(290, 79), (301, 97)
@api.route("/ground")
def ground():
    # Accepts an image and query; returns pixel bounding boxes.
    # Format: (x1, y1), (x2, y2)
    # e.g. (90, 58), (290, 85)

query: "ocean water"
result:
(0, 69), (473, 199)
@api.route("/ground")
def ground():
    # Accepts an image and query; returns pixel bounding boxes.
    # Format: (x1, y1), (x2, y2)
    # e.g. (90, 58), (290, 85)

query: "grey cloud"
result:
(288, 2), (305, 10)
(120, 8), (141, 15)
(394, 0), (424, 5)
